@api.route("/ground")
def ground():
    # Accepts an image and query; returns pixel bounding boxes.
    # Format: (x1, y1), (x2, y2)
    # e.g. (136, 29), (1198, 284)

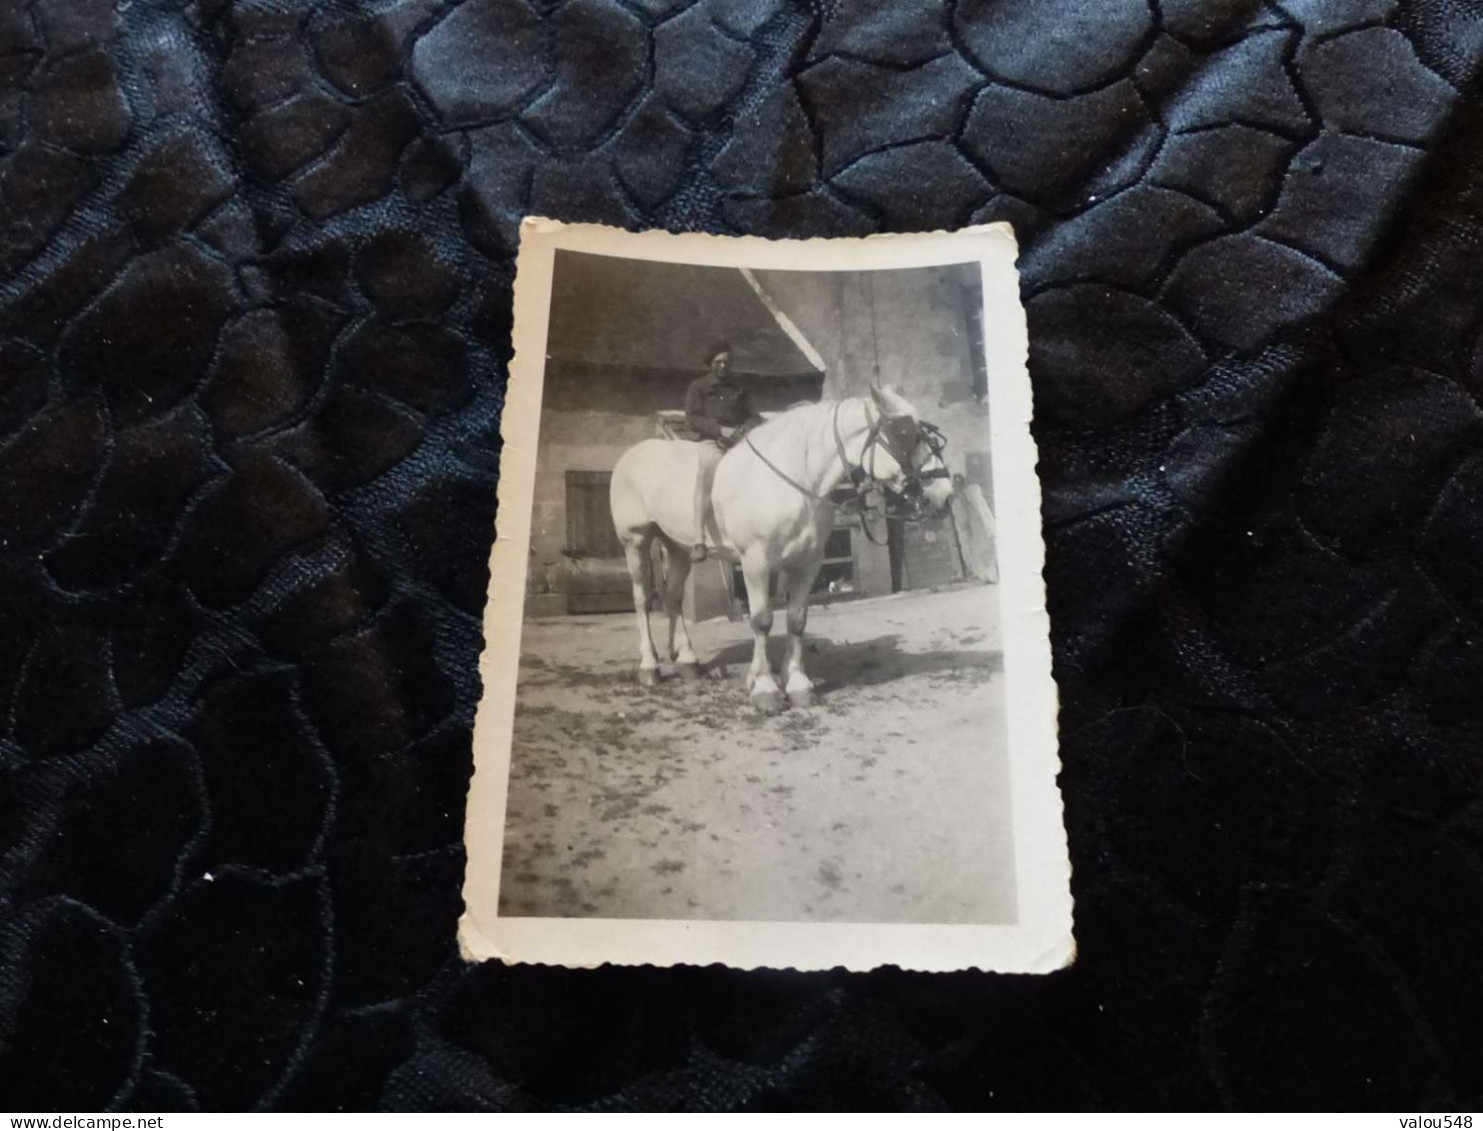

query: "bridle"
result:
(835, 399), (948, 489)
(833, 400), (951, 543)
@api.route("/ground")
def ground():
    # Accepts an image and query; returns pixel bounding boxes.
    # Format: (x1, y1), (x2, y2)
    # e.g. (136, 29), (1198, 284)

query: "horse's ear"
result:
(873, 385), (912, 416)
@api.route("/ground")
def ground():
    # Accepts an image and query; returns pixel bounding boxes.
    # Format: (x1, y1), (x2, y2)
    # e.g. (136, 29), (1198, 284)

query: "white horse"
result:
(608, 386), (954, 713)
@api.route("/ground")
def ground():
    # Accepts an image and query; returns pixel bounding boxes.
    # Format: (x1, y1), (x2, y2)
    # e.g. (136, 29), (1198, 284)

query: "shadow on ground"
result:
(707, 633), (1004, 691)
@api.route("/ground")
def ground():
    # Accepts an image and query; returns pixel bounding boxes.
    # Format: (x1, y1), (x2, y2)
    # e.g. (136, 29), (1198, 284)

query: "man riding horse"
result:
(612, 378), (954, 712)
(684, 344), (761, 563)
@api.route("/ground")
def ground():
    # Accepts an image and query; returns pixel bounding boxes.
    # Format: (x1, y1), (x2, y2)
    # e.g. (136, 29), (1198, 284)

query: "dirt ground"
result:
(498, 583), (1018, 925)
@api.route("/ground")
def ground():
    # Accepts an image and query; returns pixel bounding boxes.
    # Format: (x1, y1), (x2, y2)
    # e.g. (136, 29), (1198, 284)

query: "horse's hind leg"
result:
(740, 549), (785, 714)
(659, 537), (701, 678)
(621, 532), (661, 686)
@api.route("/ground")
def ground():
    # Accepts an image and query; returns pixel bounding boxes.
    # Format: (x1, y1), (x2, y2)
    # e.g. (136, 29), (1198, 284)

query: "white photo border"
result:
(459, 218), (1073, 973)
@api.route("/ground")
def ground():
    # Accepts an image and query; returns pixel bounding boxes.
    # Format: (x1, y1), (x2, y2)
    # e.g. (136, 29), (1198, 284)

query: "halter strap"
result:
(738, 400), (948, 541)
(743, 432), (829, 505)
(833, 401), (885, 490)
(743, 403), (878, 509)
(833, 402), (893, 546)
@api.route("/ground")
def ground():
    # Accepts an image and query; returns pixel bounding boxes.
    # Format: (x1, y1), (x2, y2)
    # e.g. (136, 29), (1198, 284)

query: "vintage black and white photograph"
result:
(462, 221), (1069, 973)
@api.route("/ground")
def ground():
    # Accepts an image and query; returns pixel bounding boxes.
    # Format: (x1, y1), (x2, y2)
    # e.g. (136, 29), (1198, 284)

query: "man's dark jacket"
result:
(684, 373), (758, 442)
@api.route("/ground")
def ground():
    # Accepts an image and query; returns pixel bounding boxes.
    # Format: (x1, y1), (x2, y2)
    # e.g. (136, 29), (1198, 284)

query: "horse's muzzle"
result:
(890, 475), (952, 520)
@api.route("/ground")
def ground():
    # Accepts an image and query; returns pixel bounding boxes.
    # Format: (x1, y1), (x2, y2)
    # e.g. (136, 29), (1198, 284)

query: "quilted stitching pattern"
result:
(1, 0), (1482, 1111)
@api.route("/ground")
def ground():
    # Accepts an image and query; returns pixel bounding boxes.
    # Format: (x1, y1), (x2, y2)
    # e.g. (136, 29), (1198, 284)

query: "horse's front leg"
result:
(740, 551), (785, 714)
(780, 556), (824, 708)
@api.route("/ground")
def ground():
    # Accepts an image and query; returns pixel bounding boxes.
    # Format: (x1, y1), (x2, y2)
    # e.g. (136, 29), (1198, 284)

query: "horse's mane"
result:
(746, 388), (917, 446)
(744, 398), (842, 447)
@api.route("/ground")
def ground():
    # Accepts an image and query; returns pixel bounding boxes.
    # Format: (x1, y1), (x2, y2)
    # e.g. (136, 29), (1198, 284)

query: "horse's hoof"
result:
(787, 687), (816, 709)
(752, 689), (787, 715)
(637, 668), (660, 688)
(675, 662), (702, 681)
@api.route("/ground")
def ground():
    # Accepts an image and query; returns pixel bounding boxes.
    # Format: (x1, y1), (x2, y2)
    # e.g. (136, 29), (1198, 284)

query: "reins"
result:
(742, 432), (830, 505)
(742, 400), (949, 545)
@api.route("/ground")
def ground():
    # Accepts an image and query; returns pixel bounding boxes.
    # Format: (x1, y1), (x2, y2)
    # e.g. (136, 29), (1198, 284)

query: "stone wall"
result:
(753, 264), (991, 486)
(754, 264), (995, 591)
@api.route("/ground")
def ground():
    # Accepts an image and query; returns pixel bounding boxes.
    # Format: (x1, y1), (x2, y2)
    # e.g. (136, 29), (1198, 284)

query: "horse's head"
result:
(866, 386), (954, 517)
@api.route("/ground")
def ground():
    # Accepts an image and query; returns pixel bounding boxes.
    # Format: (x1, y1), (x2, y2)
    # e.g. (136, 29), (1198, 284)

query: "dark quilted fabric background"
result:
(2, 0), (1482, 1111)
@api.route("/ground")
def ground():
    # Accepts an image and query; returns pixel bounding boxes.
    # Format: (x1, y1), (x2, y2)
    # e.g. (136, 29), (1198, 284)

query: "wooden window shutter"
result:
(565, 471), (623, 558)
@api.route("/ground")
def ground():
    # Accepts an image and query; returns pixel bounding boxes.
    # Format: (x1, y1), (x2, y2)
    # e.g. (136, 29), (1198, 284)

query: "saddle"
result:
(656, 409), (773, 446)
(655, 410), (694, 442)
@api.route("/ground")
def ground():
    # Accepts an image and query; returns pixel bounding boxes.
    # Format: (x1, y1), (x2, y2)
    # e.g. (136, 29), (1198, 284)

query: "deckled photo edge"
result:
(458, 222), (557, 963)
(459, 218), (1072, 974)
